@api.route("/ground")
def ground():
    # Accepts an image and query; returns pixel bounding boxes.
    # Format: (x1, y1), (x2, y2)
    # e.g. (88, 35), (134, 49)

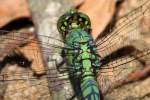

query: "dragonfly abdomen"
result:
(81, 77), (100, 100)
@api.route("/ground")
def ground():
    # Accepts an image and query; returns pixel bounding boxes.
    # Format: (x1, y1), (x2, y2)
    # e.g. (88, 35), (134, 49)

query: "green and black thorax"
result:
(57, 9), (101, 79)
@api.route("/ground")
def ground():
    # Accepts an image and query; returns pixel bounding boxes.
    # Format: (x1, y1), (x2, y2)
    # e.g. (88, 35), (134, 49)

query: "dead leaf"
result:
(20, 39), (46, 74)
(0, 0), (30, 28)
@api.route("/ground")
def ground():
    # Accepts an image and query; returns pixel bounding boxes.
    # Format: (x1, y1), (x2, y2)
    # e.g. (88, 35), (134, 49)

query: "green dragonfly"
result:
(0, 0), (150, 100)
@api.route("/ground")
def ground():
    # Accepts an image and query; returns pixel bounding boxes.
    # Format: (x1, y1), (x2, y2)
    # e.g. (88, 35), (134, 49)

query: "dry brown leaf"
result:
(124, 66), (150, 83)
(0, 0), (30, 28)
(20, 39), (46, 74)
(74, 0), (116, 39)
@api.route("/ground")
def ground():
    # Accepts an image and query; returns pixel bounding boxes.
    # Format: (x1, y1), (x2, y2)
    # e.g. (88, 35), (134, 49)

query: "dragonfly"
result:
(0, 0), (150, 100)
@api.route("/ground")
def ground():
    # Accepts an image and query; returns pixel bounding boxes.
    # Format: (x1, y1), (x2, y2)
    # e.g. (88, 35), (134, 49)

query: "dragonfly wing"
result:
(96, 0), (150, 94)
(0, 64), (51, 100)
(0, 63), (76, 100)
(96, 0), (150, 58)
(0, 30), (76, 100)
(98, 47), (150, 94)
(0, 30), (34, 61)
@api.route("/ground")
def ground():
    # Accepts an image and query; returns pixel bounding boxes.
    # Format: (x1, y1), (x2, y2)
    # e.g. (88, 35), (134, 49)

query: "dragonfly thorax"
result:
(64, 28), (101, 78)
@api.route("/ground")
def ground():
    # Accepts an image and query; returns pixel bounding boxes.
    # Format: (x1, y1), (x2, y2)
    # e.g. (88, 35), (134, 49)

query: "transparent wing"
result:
(0, 66), (73, 100)
(96, 0), (150, 57)
(0, 30), (76, 100)
(98, 48), (150, 94)
(96, 0), (150, 94)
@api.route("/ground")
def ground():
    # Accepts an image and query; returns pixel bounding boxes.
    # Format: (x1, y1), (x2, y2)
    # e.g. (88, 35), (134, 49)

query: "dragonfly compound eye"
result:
(57, 9), (92, 39)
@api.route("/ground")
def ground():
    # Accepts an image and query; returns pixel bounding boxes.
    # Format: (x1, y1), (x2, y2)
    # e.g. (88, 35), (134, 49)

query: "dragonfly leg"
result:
(92, 59), (102, 74)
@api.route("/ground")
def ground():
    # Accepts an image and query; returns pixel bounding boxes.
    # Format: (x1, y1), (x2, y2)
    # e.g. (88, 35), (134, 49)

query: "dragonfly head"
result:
(57, 9), (91, 39)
